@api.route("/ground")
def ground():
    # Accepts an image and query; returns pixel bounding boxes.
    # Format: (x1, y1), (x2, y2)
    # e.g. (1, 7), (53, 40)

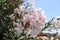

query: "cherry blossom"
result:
(10, 0), (46, 36)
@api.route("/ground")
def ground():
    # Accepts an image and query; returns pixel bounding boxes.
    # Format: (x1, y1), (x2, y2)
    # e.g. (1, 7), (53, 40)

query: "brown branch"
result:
(37, 34), (50, 37)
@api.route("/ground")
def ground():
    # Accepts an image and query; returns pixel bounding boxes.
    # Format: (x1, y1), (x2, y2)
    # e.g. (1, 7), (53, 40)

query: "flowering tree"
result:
(9, 0), (46, 40)
(0, 0), (60, 40)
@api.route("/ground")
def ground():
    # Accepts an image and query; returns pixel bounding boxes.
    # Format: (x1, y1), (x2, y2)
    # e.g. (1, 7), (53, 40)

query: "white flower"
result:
(28, 0), (34, 5)
(52, 16), (60, 29)
(14, 27), (23, 36)
(19, 6), (25, 11)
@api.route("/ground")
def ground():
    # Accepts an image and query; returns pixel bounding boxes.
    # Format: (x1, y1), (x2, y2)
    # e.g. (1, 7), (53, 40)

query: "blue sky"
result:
(34, 0), (60, 21)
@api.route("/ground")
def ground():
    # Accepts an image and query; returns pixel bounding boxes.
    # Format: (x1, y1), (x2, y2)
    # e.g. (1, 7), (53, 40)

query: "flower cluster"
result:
(51, 16), (60, 29)
(9, 0), (46, 36)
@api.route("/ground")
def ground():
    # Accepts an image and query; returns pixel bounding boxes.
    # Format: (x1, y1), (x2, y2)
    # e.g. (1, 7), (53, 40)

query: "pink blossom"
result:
(13, 22), (24, 28)
(12, 4), (46, 36)
(9, 14), (15, 20)
(23, 11), (46, 28)
(14, 8), (21, 14)
(25, 28), (31, 36)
